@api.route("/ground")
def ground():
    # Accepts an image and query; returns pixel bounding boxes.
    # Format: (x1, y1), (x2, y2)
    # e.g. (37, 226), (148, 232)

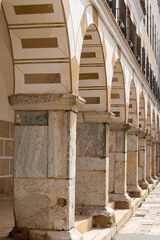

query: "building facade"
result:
(0, 0), (160, 239)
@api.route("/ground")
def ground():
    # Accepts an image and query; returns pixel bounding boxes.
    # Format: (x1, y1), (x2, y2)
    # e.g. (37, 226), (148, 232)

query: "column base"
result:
(146, 177), (154, 184)
(139, 180), (149, 190)
(109, 193), (131, 209)
(127, 185), (142, 198)
(82, 205), (115, 228)
(152, 175), (159, 180)
(10, 227), (83, 240)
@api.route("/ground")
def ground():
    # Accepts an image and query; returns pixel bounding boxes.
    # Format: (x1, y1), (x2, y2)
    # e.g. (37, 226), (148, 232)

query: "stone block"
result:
(77, 122), (106, 157)
(109, 131), (116, 152)
(115, 161), (126, 194)
(138, 167), (143, 181)
(0, 177), (13, 195)
(14, 178), (75, 230)
(0, 159), (9, 175)
(116, 131), (126, 152)
(0, 140), (3, 156)
(115, 152), (126, 162)
(127, 134), (138, 152)
(29, 228), (83, 240)
(0, 120), (9, 138)
(76, 170), (107, 206)
(109, 170), (115, 193)
(76, 156), (107, 171)
(127, 152), (138, 185)
(109, 153), (114, 170)
(48, 111), (77, 179)
(5, 140), (13, 157)
(14, 126), (47, 178)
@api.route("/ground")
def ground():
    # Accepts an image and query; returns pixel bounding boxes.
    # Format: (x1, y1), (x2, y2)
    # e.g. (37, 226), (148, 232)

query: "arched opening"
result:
(78, 24), (107, 111)
(110, 59), (126, 123)
(76, 24), (110, 222)
(128, 80), (137, 127)
(109, 59), (130, 209)
(152, 110), (156, 137)
(156, 115), (159, 140)
(139, 92), (145, 130)
(147, 102), (151, 135)
(0, 5), (15, 236)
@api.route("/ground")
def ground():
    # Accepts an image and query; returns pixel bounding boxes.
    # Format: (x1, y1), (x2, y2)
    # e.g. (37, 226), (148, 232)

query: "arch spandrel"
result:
(147, 101), (151, 135)
(128, 79), (138, 127)
(110, 59), (126, 123)
(139, 92), (145, 130)
(78, 24), (108, 112)
(2, 0), (71, 94)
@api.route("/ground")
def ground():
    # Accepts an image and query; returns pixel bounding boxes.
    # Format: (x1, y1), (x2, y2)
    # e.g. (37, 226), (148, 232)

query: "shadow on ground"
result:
(115, 233), (160, 240)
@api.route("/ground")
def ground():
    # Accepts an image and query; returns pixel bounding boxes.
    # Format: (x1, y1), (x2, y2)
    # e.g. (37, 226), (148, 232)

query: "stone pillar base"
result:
(9, 227), (83, 240)
(139, 180), (149, 190)
(146, 177), (154, 184)
(82, 205), (115, 228)
(152, 175), (159, 180)
(127, 185), (142, 198)
(109, 193), (131, 209)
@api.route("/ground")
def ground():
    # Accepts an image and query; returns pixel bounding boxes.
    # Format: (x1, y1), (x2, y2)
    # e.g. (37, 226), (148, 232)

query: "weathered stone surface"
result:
(14, 178), (75, 230)
(77, 123), (106, 157)
(48, 111), (77, 179)
(115, 161), (127, 194)
(127, 152), (138, 185)
(82, 205), (115, 228)
(14, 126), (47, 178)
(127, 185), (142, 198)
(29, 228), (83, 240)
(76, 157), (107, 171)
(15, 111), (48, 126)
(76, 170), (108, 206)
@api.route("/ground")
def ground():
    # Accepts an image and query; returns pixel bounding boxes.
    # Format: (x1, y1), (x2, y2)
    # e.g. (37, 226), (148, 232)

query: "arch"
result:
(156, 114), (159, 140)
(2, 0), (71, 95)
(110, 59), (126, 123)
(146, 101), (151, 135)
(78, 24), (108, 111)
(152, 109), (156, 137)
(139, 92), (145, 130)
(128, 80), (137, 127)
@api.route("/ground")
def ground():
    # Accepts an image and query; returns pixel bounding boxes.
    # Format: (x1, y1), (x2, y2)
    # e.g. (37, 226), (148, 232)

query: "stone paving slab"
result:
(115, 182), (160, 240)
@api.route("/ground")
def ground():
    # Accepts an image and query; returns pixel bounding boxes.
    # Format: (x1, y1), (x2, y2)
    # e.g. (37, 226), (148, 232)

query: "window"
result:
(137, 35), (141, 66)
(119, 0), (126, 37)
(142, 47), (145, 73)
(106, 0), (116, 18)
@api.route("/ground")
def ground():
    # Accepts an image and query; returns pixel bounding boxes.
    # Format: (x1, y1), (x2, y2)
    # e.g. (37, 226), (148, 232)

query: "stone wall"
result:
(0, 120), (14, 195)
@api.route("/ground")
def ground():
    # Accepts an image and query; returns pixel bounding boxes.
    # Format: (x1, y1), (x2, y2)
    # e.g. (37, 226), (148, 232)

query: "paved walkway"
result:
(115, 182), (160, 240)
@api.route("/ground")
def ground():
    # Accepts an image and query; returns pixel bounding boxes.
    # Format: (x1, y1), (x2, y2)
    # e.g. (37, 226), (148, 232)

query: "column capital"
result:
(128, 127), (147, 137)
(78, 111), (115, 123)
(110, 122), (132, 131)
(9, 94), (85, 112)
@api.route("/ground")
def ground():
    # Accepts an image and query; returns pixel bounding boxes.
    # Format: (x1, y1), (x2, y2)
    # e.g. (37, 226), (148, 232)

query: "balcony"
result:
(105, 0), (160, 102)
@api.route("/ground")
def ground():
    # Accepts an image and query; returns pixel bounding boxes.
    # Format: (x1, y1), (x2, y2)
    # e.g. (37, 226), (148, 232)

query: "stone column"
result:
(152, 141), (157, 179)
(9, 94), (85, 240)
(76, 112), (115, 228)
(127, 128), (142, 197)
(109, 123), (131, 209)
(138, 132), (149, 189)
(146, 137), (154, 184)
(156, 142), (160, 176)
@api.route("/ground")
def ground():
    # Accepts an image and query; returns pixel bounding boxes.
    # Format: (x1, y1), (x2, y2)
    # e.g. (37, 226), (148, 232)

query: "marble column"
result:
(152, 141), (157, 179)
(138, 132), (149, 189)
(109, 123), (131, 209)
(127, 128), (142, 197)
(146, 137), (154, 184)
(9, 94), (85, 240)
(76, 112), (115, 228)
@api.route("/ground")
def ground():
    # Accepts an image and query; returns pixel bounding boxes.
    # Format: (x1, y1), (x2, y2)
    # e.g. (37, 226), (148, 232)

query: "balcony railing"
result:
(105, 0), (160, 103)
